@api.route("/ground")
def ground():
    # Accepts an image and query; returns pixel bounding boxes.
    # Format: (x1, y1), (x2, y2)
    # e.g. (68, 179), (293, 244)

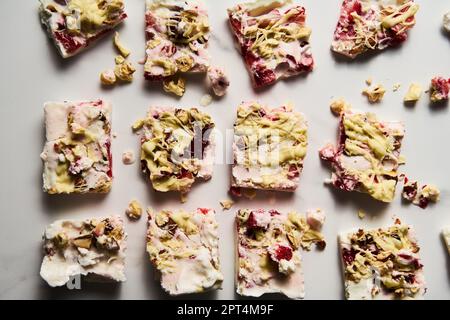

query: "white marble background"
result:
(0, 0), (449, 300)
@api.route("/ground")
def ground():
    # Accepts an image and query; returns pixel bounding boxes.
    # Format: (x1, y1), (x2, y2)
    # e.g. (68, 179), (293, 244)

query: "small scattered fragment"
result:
(443, 12), (450, 33)
(363, 84), (386, 103)
(404, 83), (422, 103)
(219, 199), (234, 210)
(200, 94), (213, 107)
(122, 150), (135, 165)
(146, 208), (223, 295)
(339, 224), (426, 300)
(100, 69), (117, 85)
(114, 32), (130, 57)
(114, 57), (136, 82)
(392, 83), (401, 92)
(332, 0), (419, 59)
(40, 100), (113, 194)
(429, 76), (450, 103)
(357, 209), (365, 219)
(442, 227), (450, 255)
(236, 209), (325, 299)
(365, 78), (373, 86)
(40, 216), (127, 287)
(39, 0), (127, 58)
(232, 102), (308, 192)
(401, 176), (440, 209)
(320, 110), (405, 202)
(125, 200), (142, 220)
(227, 0), (314, 88)
(207, 66), (229, 97)
(134, 107), (215, 194)
(330, 98), (351, 115)
(163, 77), (186, 97)
(306, 209), (325, 230)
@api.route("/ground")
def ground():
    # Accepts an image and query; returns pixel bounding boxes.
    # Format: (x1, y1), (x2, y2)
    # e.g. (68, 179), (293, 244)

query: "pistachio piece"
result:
(126, 200), (143, 220)
(100, 69), (117, 85)
(53, 232), (69, 248)
(113, 31), (130, 58)
(114, 60), (136, 82)
(73, 234), (93, 249)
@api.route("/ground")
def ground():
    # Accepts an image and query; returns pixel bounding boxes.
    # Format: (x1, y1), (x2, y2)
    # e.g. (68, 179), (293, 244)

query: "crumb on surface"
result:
(362, 84), (386, 103)
(122, 150), (135, 165)
(358, 209), (366, 219)
(404, 83), (422, 103)
(100, 70), (117, 85)
(392, 83), (401, 92)
(200, 94), (213, 107)
(126, 200), (143, 220)
(330, 98), (351, 115)
(163, 77), (186, 97)
(114, 59), (136, 82)
(220, 199), (234, 210)
(114, 32), (131, 58)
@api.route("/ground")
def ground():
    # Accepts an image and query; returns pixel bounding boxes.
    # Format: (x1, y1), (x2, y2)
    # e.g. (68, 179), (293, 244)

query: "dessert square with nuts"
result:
(39, 0), (127, 58)
(40, 216), (126, 287)
(41, 100), (113, 194)
(146, 208), (223, 295)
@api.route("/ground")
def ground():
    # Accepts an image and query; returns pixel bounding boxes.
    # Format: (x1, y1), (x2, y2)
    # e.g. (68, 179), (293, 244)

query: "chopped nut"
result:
(200, 94), (213, 107)
(100, 69), (117, 85)
(122, 150), (135, 165)
(53, 232), (69, 248)
(330, 98), (351, 115)
(113, 32), (130, 58)
(73, 234), (93, 249)
(357, 209), (366, 219)
(175, 55), (194, 72)
(220, 199), (234, 210)
(96, 235), (120, 251)
(115, 55), (125, 65)
(365, 78), (373, 86)
(114, 60), (136, 82)
(126, 200), (143, 220)
(404, 83), (422, 103)
(392, 83), (401, 92)
(163, 77), (186, 97)
(363, 84), (386, 103)
(132, 119), (145, 131)
(155, 210), (169, 227)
